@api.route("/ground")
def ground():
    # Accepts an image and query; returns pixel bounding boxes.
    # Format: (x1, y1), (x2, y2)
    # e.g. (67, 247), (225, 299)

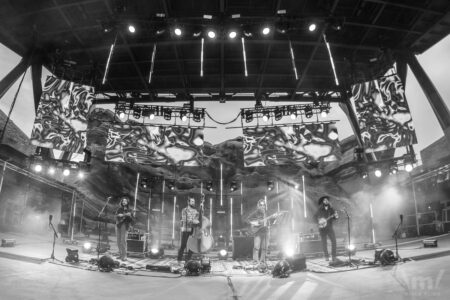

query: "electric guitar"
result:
(318, 212), (338, 229)
(248, 211), (286, 235)
(116, 210), (134, 225)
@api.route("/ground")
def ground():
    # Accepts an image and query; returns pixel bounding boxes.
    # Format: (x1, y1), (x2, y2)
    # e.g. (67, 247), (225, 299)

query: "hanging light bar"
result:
(289, 40), (299, 80)
(148, 43), (157, 84)
(323, 34), (339, 86)
(102, 35), (117, 85)
(200, 38), (204, 77)
(241, 37), (248, 77)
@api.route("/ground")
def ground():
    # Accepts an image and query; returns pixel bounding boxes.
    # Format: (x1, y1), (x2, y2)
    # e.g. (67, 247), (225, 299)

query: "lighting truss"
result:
(239, 102), (331, 126)
(113, 102), (207, 126)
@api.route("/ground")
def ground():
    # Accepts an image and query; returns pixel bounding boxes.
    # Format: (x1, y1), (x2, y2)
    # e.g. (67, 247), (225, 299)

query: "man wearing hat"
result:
(314, 196), (338, 262)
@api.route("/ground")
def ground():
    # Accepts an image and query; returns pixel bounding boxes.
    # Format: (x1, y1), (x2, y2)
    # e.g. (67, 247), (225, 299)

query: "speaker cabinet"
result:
(299, 240), (322, 255)
(286, 254), (306, 271)
(127, 239), (146, 255)
(232, 237), (253, 259)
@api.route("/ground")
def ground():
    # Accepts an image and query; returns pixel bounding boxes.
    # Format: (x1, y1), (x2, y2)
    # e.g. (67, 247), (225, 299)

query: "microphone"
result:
(400, 214), (403, 224)
(49, 214), (53, 226)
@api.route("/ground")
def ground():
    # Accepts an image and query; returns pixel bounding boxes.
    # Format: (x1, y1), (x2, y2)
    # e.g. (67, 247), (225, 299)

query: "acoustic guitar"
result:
(248, 211), (286, 235)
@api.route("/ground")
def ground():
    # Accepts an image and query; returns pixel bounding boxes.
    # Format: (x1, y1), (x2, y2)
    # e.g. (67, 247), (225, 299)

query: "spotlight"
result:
(167, 180), (175, 191)
(149, 247), (165, 258)
(267, 181), (274, 191)
(34, 164), (42, 172)
(206, 181), (213, 192)
(63, 168), (70, 176)
(149, 109), (155, 120)
(180, 110), (188, 122)
(228, 30), (237, 39)
(346, 244), (357, 255)
(174, 27), (182, 36)
(389, 163), (398, 175)
(262, 26), (270, 35)
(274, 107), (283, 121)
(308, 23), (317, 32)
(405, 163), (413, 172)
(262, 111), (270, 122)
(163, 108), (172, 121)
(304, 105), (313, 119)
(328, 128), (339, 141)
(207, 30), (216, 39)
(321, 109), (328, 118)
(290, 112), (297, 120)
(48, 167), (56, 175)
(361, 171), (368, 179)
(65, 248), (79, 263)
(244, 110), (253, 123)
(78, 171), (85, 179)
(128, 25), (136, 33)
(294, 184), (299, 189)
(82, 242), (92, 253)
(284, 247), (295, 258)
(230, 181), (238, 192)
(374, 168), (382, 178)
(133, 107), (141, 119)
(192, 109), (203, 123)
(218, 249), (228, 260)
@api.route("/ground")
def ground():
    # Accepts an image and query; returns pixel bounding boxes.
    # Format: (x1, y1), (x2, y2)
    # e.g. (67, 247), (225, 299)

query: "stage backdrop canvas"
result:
(105, 124), (204, 166)
(30, 76), (94, 153)
(351, 72), (417, 152)
(243, 124), (341, 167)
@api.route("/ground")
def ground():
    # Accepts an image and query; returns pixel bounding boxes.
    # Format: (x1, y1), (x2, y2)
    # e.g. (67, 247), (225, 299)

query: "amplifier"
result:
(127, 239), (146, 255)
(127, 232), (143, 240)
(299, 240), (322, 255)
(232, 237), (253, 259)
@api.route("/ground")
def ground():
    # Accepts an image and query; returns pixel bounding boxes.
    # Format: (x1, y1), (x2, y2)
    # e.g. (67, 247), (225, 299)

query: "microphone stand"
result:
(343, 209), (355, 267)
(97, 197), (112, 263)
(393, 217), (403, 262)
(48, 216), (63, 262)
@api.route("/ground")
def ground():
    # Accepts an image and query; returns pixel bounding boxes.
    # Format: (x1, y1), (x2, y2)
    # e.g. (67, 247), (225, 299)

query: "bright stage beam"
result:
(172, 196), (176, 241)
(220, 163), (223, 206)
(323, 34), (339, 86)
(241, 37), (248, 77)
(230, 197), (233, 241)
(148, 44), (157, 84)
(102, 35), (117, 85)
(302, 175), (307, 218)
(289, 40), (299, 80)
(200, 38), (204, 77)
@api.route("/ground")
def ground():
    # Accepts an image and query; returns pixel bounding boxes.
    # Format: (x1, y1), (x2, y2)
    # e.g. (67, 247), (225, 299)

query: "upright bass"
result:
(187, 193), (214, 253)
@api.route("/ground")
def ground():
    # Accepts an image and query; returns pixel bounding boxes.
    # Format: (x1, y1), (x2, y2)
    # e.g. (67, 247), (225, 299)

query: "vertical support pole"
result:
(68, 190), (75, 240)
(230, 197), (233, 242)
(220, 163), (223, 206)
(0, 162), (7, 197)
(71, 197), (77, 241)
(147, 189), (152, 235)
(369, 202), (376, 243)
(302, 175), (307, 218)
(209, 197), (213, 236)
(31, 60), (42, 112)
(291, 196), (294, 232)
(79, 200), (85, 233)
(134, 172), (140, 211)
(172, 196), (177, 245)
(240, 182), (243, 216)
(411, 177), (421, 236)
(159, 179), (165, 246)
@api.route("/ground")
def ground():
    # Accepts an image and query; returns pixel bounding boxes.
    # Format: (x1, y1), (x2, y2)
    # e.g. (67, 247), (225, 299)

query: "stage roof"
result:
(0, 0), (449, 103)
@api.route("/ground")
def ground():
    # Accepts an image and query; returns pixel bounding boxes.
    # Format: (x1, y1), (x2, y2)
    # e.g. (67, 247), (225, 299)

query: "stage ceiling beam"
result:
(0, 56), (30, 101)
(291, 0), (340, 100)
(31, 59), (42, 113)
(363, 0), (446, 16)
(410, 10), (450, 52)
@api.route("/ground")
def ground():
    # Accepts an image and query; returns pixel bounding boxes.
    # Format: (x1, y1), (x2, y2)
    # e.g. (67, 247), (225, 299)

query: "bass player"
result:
(177, 195), (199, 263)
(314, 196), (338, 262)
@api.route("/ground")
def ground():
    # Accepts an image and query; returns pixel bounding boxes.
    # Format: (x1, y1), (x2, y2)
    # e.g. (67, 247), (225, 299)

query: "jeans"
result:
(253, 232), (267, 263)
(177, 230), (193, 262)
(116, 223), (128, 259)
(320, 226), (336, 258)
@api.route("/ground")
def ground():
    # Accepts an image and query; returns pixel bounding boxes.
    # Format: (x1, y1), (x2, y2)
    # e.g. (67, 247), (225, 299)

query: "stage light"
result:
(34, 164), (42, 172)
(262, 111), (270, 122)
(244, 110), (253, 123)
(140, 177), (148, 189)
(262, 26), (270, 35)
(405, 163), (413, 172)
(206, 181), (213, 192)
(328, 128), (338, 141)
(267, 181), (274, 191)
(218, 249), (228, 260)
(374, 169), (382, 178)
(65, 248), (79, 263)
(174, 27), (182, 36)
(167, 180), (175, 191)
(83, 242), (92, 252)
(180, 110), (188, 122)
(294, 184), (299, 189)
(48, 167), (56, 175)
(164, 108), (172, 120)
(308, 23), (317, 32)
(274, 107), (283, 121)
(192, 110), (203, 123)
(389, 163), (398, 175)
(229, 30), (237, 39)
(304, 105), (313, 118)
(321, 110), (328, 118)
(284, 247), (295, 258)
(149, 247), (165, 258)
(272, 260), (291, 278)
(128, 25), (136, 33)
(133, 107), (141, 119)
(78, 171), (84, 179)
(361, 171), (368, 179)
(207, 30), (216, 39)
(230, 181), (238, 192)
(63, 168), (70, 176)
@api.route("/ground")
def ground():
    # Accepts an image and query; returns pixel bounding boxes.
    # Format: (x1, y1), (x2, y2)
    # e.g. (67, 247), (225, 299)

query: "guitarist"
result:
(177, 196), (199, 263)
(314, 196), (338, 262)
(115, 196), (134, 261)
(246, 199), (268, 265)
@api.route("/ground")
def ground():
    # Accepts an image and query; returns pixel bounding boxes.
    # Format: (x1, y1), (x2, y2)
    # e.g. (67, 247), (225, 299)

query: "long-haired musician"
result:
(314, 196), (338, 262)
(115, 196), (134, 261)
(246, 199), (268, 265)
(177, 195), (199, 263)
